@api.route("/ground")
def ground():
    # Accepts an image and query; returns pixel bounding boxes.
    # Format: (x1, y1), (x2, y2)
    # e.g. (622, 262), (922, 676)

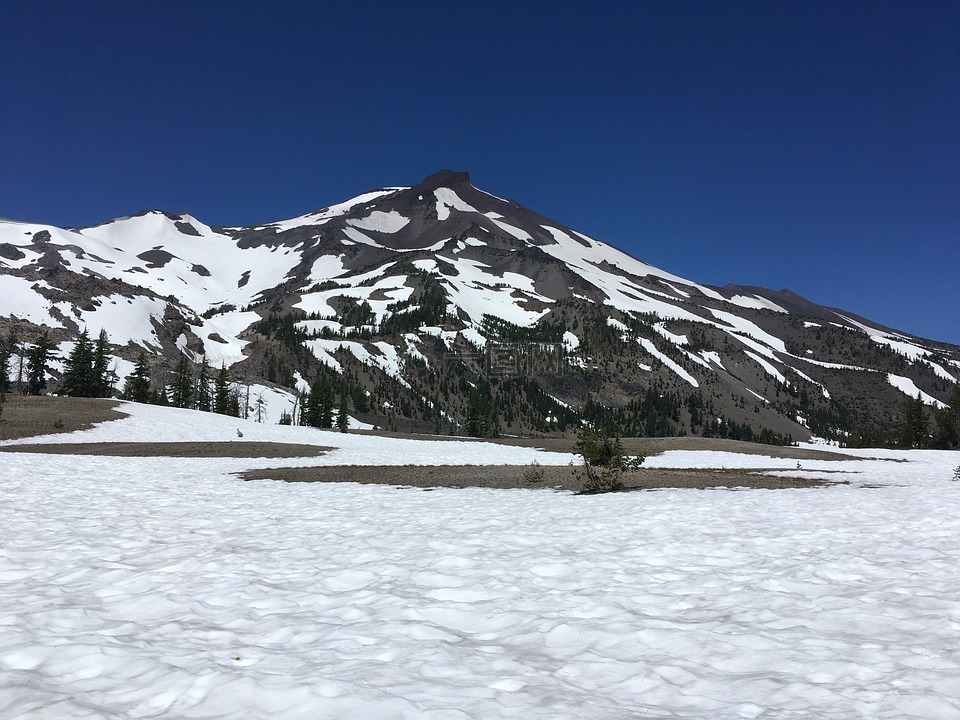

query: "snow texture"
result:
(2, 404), (960, 719)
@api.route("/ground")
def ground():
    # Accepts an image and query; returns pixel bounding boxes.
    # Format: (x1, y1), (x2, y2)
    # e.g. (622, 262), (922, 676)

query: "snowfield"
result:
(2, 405), (960, 719)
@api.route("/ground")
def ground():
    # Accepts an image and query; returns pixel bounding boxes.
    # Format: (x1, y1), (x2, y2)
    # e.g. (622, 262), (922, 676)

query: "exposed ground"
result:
(0, 396), (841, 490)
(243, 464), (828, 491)
(0, 394), (125, 441)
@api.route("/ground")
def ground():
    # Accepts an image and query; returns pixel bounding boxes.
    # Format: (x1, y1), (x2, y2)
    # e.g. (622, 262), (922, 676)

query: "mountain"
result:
(2, 170), (958, 444)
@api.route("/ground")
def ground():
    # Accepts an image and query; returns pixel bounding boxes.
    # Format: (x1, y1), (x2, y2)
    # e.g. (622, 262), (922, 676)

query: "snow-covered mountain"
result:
(2, 170), (958, 441)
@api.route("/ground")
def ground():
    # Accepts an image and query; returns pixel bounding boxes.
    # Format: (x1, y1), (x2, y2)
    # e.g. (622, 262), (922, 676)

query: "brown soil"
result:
(0, 395), (125, 441)
(242, 464), (828, 491)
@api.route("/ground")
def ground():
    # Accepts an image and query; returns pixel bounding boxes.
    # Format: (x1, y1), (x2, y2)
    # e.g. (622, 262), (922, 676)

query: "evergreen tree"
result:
(213, 364), (233, 415)
(466, 384), (499, 438)
(26, 331), (52, 396)
(0, 335), (9, 394)
(899, 393), (930, 449)
(253, 393), (266, 423)
(149, 384), (170, 405)
(933, 384), (960, 449)
(336, 394), (349, 433)
(195, 357), (213, 412)
(60, 329), (96, 397)
(170, 355), (194, 408)
(121, 353), (152, 403)
(92, 329), (112, 397)
(304, 377), (334, 428)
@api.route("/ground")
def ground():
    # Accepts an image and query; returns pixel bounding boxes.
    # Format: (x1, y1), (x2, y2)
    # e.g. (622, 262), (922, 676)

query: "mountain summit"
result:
(1, 173), (958, 444)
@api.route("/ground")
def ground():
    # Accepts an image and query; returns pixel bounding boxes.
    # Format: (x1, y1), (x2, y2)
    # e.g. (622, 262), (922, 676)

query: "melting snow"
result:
(1, 405), (959, 719)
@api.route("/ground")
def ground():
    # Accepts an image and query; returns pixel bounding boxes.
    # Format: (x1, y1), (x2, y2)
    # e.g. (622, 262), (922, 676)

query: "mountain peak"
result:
(417, 170), (472, 192)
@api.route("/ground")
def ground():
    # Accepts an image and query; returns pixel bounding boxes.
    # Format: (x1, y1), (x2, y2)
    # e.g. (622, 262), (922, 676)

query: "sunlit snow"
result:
(2, 404), (960, 719)
(887, 373), (950, 408)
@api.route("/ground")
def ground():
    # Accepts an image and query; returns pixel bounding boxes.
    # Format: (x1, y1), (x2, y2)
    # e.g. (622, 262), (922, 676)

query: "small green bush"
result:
(574, 426), (644, 494)
(522, 461), (545, 484)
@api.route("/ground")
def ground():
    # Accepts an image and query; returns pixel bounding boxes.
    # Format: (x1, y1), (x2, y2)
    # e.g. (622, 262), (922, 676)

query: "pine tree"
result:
(26, 331), (52, 396)
(121, 353), (152, 403)
(899, 393), (930, 449)
(92, 329), (112, 397)
(170, 355), (194, 409)
(304, 377), (334, 428)
(213, 364), (233, 415)
(60, 329), (96, 397)
(0, 333), (10, 394)
(320, 380), (334, 428)
(195, 357), (213, 412)
(336, 394), (349, 433)
(933, 384), (960, 449)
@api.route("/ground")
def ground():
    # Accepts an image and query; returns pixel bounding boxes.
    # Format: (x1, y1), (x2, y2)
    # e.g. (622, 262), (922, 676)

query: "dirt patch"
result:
(0, 441), (332, 458)
(486, 435), (852, 462)
(242, 464), (828, 491)
(0, 395), (126, 441)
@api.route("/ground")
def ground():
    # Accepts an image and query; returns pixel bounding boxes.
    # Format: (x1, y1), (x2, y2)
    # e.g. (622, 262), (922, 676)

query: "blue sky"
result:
(2, 1), (958, 343)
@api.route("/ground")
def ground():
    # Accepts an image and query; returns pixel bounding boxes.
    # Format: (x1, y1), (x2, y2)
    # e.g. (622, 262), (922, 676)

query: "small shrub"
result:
(522, 461), (545, 484)
(53, 418), (64, 429)
(953, 465), (960, 482)
(574, 426), (644, 494)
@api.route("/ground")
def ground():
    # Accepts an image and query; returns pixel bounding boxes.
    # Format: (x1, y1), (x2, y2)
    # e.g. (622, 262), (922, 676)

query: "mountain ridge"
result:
(1, 172), (958, 445)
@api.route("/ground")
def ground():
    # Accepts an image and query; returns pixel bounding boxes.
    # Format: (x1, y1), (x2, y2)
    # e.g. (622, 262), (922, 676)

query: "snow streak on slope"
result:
(252, 189), (402, 232)
(2, 405), (960, 720)
(888, 374), (950, 408)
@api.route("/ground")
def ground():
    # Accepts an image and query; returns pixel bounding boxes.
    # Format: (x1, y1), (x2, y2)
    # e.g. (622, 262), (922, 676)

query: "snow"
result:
(434, 189), (478, 221)
(459, 327), (487, 349)
(295, 273), (414, 324)
(2, 404), (960, 719)
(304, 339), (410, 386)
(346, 210), (410, 234)
(74, 213), (304, 312)
(887, 373), (949, 409)
(727, 294), (788, 313)
(435, 256), (551, 326)
(708, 308), (787, 354)
(562, 331), (580, 351)
(637, 337), (699, 387)
(76, 294), (168, 350)
(488, 217), (532, 241)
(0, 275), (64, 328)
(653, 323), (688, 346)
(699, 350), (724, 368)
(254, 189), (400, 232)
(744, 349), (788, 385)
(306, 254), (347, 284)
(197, 310), (261, 367)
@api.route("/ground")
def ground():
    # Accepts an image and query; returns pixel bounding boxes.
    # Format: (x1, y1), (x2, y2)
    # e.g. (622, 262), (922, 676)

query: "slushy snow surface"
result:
(3, 404), (960, 719)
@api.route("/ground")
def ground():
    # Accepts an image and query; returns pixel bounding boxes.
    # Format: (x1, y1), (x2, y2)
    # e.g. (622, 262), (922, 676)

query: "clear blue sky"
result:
(2, 1), (958, 343)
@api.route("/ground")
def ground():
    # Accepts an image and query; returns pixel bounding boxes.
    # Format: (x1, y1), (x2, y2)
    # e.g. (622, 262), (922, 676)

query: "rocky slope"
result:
(2, 170), (957, 441)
